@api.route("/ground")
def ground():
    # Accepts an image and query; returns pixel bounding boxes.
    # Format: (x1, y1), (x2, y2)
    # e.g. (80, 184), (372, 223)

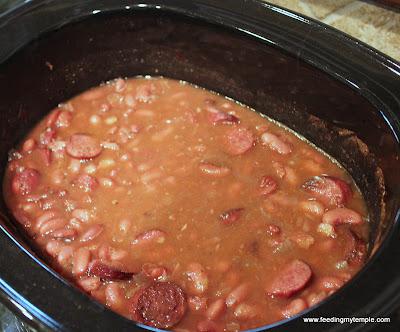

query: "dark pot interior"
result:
(0, 1), (399, 331)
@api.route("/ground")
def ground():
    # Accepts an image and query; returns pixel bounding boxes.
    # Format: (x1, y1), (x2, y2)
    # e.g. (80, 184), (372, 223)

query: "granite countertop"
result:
(267, 0), (400, 61)
(0, 1), (399, 331)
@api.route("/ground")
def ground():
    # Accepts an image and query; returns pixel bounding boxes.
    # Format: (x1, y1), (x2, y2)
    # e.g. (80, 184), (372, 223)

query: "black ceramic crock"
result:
(0, 1), (399, 331)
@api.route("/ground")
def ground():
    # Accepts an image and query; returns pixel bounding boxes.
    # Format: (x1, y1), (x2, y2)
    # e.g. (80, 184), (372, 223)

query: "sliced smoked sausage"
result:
(11, 168), (40, 195)
(130, 281), (187, 329)
(66, 134), (102, 159)
(266, 259), (312, 298)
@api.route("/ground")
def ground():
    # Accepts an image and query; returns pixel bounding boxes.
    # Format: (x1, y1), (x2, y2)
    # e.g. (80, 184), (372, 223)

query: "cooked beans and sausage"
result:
(3, 77), (369, 331)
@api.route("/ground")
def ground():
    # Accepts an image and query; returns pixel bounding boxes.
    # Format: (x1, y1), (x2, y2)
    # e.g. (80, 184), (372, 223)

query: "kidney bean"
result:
(306, 291), (327, 307)
(302, 175), (352, 207)
(50, 228), (77, 240)
(99, 245), (128, 261)
(12, 168), (40, 195)
(266, 259), (312, 297)
(88, 259), (134, 281)
(186, 263), (209, 295)
(66, 134), (102, 159)
(223, 127), (255, 155)
(272, 161), (286, 178)
(206, 106), (240, 125)
(188, 296), (208, 311)
(39, 128), (56, 146)
(199, 162), (230, 177)
(281, 298), (308, 318)
(77, 277), (101, 292)
(132, 229), (166, 245)
(57, 246), (74, 265)
(75, 174), (98, 192)
(205, 298), (226, 320)
(142, 263), (168, 281)
(80, 224), (104, 242)
(259, 175), (278, 196)
(219, 208), (244, 226)
(72, 209), (90, 222)
(39, 218), (67, 236)
(300, 200), (324, 216)
(22, 138), (36, 152)
(72, 247), (91, 276)
(45, 240), (63, 257)
(197, 320), (220, 332)
(114, 78), (126, 92)
(55, 111), (72, 128)
(322, 208), (363, 226)
(226, 283), (250, 308)
(105, 283), (125, 308)
(261, 132), (292, 155)
(233, 303), (259, 320)
(36, 211), (57, 229)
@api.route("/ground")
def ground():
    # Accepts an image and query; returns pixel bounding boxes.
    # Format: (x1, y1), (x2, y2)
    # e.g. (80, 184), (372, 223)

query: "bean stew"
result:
(3, 77), (369, 331)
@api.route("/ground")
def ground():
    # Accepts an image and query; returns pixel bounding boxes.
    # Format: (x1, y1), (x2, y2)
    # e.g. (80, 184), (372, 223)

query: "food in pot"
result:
(3, 77), (369, 331)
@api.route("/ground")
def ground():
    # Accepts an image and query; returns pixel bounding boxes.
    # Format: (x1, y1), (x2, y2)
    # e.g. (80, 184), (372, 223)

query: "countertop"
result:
(0, 1), (399, 331)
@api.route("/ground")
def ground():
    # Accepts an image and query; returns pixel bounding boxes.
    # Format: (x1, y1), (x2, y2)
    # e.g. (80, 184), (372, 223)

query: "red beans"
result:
(219, 208), (244, 226)
(66, 134), (102, 159)
(281, 298), (308, 318)
(322, 207), (363, 226)
(39, 218), (67, 236)
(72, 247), (91, 276)
(205, 298), (226, 320)
(11, 168), (40, 195)
(259, 175), (278, 196)
(75, 174), (98, 192)
(142, 263), (168, 281)
(206, 105), (240, 125)
(132, 229), (166, 245)
(199, 162), (230, 177)
(22, 138), (36, 152)
(261, 132), (292, 155)
(80, 224), (104, 242)
(55, 111), (72, 128)
(186, 263), (209, 295)
(223, 127), (255, 155)
(130, 281), (187, 329)
(188, 296), (208, 311)
(302, 175), (352, 207)
(233, 303), (259, 320)
(39, 128), (56, 146)
(88, 260), (134, 281)
(226, 283), (250, 308)
(266, 259), (312, 298)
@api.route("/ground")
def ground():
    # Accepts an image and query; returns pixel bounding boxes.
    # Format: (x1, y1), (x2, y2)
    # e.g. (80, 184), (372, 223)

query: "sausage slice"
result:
(266, 259), (312, 298)
(11, 168), (40, 195)
(223, 127), (255, 155)
(66, 134), (102, 159)
(130, 281), (187, 329)
(302, 175), (352, 207)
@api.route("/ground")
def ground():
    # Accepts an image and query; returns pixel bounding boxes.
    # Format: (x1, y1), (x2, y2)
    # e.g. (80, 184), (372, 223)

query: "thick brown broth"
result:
(3, 77), (369, 331)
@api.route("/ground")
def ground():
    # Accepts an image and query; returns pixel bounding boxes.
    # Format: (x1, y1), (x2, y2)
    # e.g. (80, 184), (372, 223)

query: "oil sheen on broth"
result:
(3, 77), (369, 331)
